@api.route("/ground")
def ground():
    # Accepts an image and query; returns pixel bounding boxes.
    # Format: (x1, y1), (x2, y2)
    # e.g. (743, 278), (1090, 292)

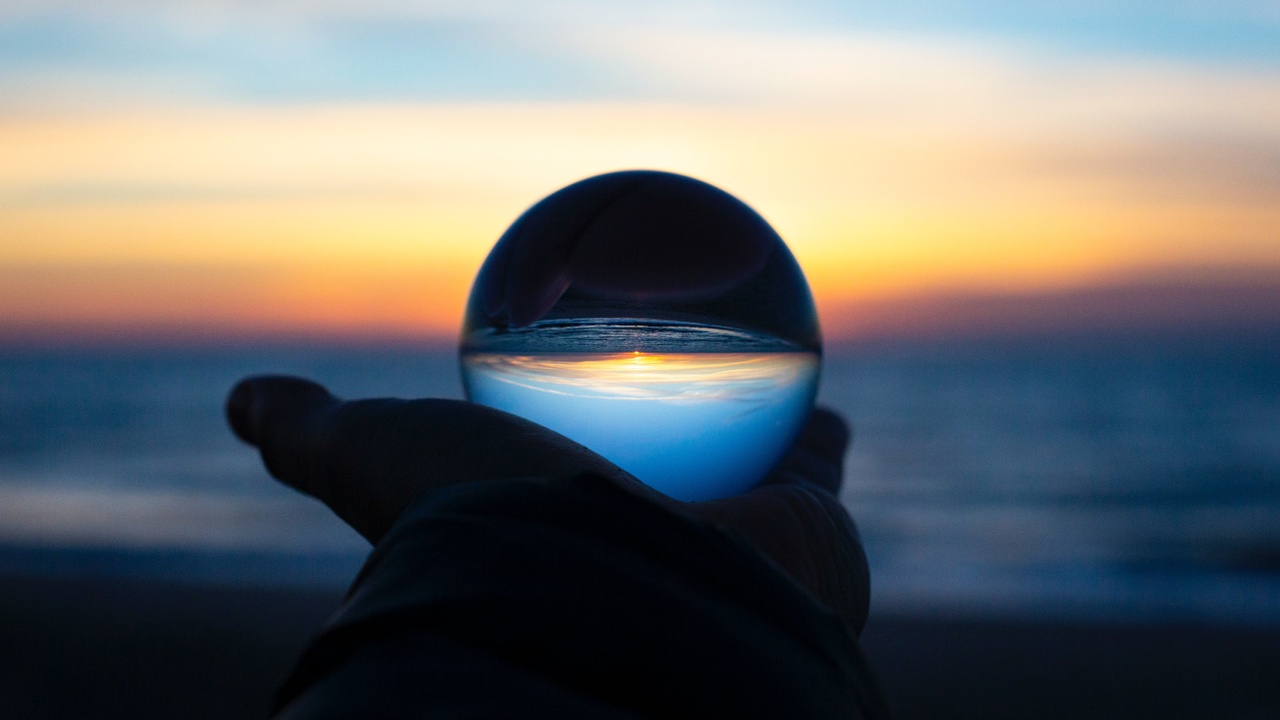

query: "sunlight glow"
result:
(462, 352), (817, 401)
(2, 7), (1278, 342)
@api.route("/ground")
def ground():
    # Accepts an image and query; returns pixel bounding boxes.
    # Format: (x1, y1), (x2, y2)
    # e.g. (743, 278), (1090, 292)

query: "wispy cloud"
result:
(2, 2), (1278, 341)
(3, 1), (1278, 110)
(824, 266), (1280, 341)
(463, 352), (817, 403)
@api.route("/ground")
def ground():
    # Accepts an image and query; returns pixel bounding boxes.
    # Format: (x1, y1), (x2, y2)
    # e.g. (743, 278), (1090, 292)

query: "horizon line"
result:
(4, 277), (1278, 352)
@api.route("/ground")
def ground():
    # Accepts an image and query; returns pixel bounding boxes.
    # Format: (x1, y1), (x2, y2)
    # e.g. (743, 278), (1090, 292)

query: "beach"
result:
(3, 571), (1277, 719)
(1, 340), (1277, 717)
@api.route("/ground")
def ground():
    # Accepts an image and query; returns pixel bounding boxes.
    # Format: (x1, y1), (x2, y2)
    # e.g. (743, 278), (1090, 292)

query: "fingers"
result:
(685, 407), (869, 633)
(226, 375), (651, 543)
(794, 407), (851, 468)
(227, 375), (443, 542)
(227, 376), (339, 493)
(228, 378), (870, 631)
(764, 406), (851, 494)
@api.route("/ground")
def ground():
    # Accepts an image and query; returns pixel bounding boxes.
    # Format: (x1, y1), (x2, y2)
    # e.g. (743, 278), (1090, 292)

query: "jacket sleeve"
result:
(273, 474), (890, 719)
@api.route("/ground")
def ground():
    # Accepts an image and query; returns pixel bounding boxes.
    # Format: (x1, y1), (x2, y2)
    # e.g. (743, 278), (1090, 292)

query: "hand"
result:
(226, 376), (870, 633)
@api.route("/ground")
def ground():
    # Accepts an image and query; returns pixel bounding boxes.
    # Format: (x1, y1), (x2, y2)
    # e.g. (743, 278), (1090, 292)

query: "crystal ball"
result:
(460, 170), (821, 501)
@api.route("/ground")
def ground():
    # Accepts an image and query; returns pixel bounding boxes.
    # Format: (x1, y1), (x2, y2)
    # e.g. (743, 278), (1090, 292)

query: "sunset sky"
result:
(2, 1), (1278, 344)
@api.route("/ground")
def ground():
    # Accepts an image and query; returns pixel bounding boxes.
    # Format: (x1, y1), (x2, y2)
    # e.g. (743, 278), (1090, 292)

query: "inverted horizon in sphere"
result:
(462, 350), (820, 501)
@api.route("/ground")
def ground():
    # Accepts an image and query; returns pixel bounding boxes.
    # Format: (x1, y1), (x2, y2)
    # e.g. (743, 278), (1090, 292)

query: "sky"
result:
(1, 0), (1278, 344)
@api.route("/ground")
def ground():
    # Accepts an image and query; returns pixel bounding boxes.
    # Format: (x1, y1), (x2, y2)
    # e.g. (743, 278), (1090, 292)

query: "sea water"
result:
(4, 338), (1279, 623)
(460, 320), (819, 501)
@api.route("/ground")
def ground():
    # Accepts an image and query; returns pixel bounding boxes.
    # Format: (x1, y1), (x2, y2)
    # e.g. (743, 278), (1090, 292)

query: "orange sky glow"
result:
(3, 69), (1279, 345)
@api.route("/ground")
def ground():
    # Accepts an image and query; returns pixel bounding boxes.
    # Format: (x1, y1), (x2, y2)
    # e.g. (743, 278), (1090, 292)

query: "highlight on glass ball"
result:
(459, 170), (821, 502)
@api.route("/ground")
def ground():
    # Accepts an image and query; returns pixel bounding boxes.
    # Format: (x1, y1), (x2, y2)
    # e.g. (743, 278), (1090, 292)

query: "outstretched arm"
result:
(227, 376), (869, 631)
(228, 376), (886, 719)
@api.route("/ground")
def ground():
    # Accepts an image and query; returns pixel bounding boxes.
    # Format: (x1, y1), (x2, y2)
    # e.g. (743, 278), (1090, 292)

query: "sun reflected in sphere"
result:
(459, 171), (821, 501)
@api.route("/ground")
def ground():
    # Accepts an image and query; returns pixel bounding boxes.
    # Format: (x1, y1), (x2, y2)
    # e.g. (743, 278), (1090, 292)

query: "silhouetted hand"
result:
(226, 375), (870, 633)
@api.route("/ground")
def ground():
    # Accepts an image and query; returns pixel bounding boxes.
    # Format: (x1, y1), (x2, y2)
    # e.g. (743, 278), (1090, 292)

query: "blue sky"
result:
(1, 1), (1277, 342)
(2, 1), (1277, 107)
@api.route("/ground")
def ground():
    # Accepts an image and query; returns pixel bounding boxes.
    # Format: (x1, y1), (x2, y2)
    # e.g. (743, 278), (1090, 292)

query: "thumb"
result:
(227, 375), (429, 542)
(226, 375), (650, 543)
(227, 375), (338, 497)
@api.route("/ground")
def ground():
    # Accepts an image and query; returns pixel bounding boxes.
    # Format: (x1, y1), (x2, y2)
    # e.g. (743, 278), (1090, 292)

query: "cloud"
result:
(822, 267), (1280, 341)
(2, 4), (1279, 343)
(550, 23), (1280, 126)
(4, 1), (1278, 110)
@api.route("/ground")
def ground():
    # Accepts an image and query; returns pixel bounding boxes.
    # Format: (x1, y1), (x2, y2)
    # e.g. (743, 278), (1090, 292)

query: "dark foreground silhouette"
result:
(2, 572), (1277, 719)
(223, 375), (885, 718)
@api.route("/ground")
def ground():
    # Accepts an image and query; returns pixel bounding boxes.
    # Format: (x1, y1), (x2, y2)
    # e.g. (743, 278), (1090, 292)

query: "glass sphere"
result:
(460, 170), (821, 501)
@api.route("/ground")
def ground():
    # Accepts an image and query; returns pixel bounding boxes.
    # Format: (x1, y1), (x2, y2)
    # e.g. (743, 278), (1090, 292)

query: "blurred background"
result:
(1, 1), (1278, 718)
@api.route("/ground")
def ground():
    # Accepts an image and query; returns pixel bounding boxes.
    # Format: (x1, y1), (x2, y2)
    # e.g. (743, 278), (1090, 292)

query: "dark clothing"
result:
(274, 475), (889, 719)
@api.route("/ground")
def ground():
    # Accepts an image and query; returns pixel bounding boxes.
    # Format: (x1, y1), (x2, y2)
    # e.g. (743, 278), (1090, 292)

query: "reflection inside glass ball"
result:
(461, 320), (818, 501)
(458, 170), (821, 501)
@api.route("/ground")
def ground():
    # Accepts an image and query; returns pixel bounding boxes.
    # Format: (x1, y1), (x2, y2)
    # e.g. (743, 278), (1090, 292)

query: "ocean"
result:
(1, 334), (1277, 625)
